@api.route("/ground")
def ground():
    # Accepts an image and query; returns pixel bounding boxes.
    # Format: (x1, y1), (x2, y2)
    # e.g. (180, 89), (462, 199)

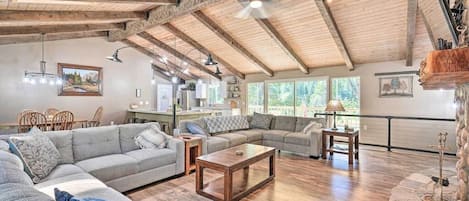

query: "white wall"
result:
(0, 37), (168, 128)
(241, 60), (457, 153)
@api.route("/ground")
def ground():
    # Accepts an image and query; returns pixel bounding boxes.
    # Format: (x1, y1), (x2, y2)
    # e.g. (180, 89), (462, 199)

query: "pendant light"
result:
(204, 54), (218, 66)
(214, 65), (222, 75)
(23, 33), (62, 85)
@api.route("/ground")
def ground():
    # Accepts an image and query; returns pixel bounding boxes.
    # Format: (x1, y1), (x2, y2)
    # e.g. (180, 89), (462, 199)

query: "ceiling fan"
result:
(236, 0), (276, 19)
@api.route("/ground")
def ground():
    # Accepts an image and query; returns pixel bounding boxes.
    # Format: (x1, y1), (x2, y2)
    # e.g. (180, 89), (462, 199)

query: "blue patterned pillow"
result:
(186, 122), (207, 135)
(54, 188), (106, 201)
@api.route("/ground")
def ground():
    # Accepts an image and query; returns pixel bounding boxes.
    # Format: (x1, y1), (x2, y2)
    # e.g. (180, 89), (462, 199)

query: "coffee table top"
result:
(197, 144), (275, 168)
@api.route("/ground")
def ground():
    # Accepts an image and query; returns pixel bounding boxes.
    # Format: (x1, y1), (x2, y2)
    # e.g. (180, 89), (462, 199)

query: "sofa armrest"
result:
(307, 129), (323, 157)
(192, 134), (208, 155)
(167, 137), (185, 174)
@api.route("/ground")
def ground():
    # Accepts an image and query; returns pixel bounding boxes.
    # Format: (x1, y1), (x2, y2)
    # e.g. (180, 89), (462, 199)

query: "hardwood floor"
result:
(125, 146), (457, 201)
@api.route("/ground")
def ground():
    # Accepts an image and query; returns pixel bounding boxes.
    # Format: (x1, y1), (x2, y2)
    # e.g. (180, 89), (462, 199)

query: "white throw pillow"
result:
(302, 121), (323, 135)
(134, 125), (169, 149)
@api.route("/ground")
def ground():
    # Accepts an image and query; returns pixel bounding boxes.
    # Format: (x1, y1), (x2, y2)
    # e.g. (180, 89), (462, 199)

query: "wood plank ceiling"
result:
(0, 0), (454, 80)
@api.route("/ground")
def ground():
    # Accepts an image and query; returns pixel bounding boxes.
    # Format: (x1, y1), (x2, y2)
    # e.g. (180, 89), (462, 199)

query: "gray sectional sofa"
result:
(179, 115), (326, 157)
(0, 122), (184, 201)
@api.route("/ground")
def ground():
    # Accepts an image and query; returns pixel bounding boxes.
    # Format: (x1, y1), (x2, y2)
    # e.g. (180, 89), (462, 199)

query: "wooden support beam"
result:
(406, 0), (418, 66)
(0, 11), (145, 23)
(419, 8), (437, 50)
(162, 23), (246, 79)
(255, 19), (309, 74)
(152, 64), (185, 82)
(59, 0), (177, 4)
(108, 0), (224, 41)
(0, 23), (124, 37)
(192, 11), (274, 76)
(0, 31), (107, 45)
(137, 31), (222, 80)
(121, 39), (198, 80)
(314, 0), (354, 70)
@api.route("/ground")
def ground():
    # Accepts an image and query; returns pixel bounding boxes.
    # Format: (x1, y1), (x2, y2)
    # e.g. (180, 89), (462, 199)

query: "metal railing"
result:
(314, 113), (456, 155)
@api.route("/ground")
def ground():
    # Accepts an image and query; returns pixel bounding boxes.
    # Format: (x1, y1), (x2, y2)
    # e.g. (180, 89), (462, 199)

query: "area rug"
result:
(389, 168), (457, 201)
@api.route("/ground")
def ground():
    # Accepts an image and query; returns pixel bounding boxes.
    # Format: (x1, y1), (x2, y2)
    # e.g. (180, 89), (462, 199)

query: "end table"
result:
(178, 135), (202, 175)
(321, 128), (359, 165)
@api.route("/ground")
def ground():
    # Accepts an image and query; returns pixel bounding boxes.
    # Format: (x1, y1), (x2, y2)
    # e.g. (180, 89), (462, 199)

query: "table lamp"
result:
(325, 100), (345, 130)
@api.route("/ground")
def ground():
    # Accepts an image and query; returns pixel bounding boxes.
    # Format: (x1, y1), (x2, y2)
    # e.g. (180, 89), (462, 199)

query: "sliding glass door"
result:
(331, 77), (360, 128)
(267, 81), (294, 116)
(295, 79), (328, 117)
(247, 82), (264, 115)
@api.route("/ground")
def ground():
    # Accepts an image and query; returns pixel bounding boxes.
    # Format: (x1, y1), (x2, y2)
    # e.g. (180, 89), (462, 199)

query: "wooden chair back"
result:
(88, 106), (103, 127)
(16, 109), (35, 122)
(51, 111), (74, 131)
(18, 112), (48, 133)
(45, 108), (60, 118)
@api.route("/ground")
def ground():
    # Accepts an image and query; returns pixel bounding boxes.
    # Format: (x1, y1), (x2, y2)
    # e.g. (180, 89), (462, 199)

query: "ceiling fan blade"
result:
(235, 6), (253, 19)
(252, 7), (270, 19)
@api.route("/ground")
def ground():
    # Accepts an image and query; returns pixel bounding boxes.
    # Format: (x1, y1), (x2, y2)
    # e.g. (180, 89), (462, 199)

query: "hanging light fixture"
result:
(214, 65), (222, 75)
(106, 46), (130, 63)
(204, 54), (218, 66)
(23, 33), (62, 85)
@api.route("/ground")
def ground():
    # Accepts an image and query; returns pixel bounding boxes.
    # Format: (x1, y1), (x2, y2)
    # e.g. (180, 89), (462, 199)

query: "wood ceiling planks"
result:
(0, 23), (124, 36)
(0, 1), (155, 12)
(418, 0), (453, 46)
(0, 31), (107, 45)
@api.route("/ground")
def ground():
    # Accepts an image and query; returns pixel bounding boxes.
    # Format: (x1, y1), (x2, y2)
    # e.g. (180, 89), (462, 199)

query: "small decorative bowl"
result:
(235, 150), (244, 156)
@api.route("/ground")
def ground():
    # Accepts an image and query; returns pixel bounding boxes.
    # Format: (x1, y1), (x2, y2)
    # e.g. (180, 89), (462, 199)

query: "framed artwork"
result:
(57, 63), (103, 96)
(379, 76), (413, 97)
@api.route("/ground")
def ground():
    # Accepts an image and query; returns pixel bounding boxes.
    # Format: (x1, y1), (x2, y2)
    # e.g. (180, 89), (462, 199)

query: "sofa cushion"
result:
(0, 150), (23, 170)
(125, 148), (176, 172)
(263, 130), (291, 141)
(119, 123), (160, 153)
(0, 165), (33, 185)
(45, 130), (74, 164)
(295, 117), (326, 132)
(72, 126), (121, 162)
(250, 113), (273, 129)
(203, 116), (249, 134)
(215, 133), (248, 147)
(75, 154), (138, 182)
(207, 137), (230, 153)
(285, 132), (310, 146)
(40, 164), (85, 183)
(9, 129), (61, 183)
(231, 129), (264, 142)
(0, 140), (9, 152)
(272, 116), (296, 132)
(0, 183), (53, 201)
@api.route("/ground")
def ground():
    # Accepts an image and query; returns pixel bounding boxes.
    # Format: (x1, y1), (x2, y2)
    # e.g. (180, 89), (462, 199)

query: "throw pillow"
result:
(134, 135), (157, 149)
(9, 127), (61, 183)
(186, 122), (207, 135)
(250, 112), (273, 129)
(134, 125), (169, 149)
(302, 121), (323, 135)
(54, 188), (106, 201)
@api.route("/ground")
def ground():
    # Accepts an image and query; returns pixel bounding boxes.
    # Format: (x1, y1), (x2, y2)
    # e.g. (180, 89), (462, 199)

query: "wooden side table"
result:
(178, 135), (202, 175)
(321, 128), (359, 165)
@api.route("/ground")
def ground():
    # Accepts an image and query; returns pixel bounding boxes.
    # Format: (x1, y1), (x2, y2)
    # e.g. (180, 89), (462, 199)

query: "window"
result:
(267, 81), (294, 116)
(208, 82), (224, 105)
(331, 77), (360, 128)
(295, 79), (328, 117)
(247, 82), (264, 114)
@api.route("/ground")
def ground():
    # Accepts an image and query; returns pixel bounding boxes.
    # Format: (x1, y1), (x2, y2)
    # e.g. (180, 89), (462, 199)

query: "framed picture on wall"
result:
(57, 63), (103, 96)
(379, 76), (413, 97)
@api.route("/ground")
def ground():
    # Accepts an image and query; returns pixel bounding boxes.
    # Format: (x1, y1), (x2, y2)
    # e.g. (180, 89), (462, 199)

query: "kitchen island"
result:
(127, 109), (216, 135)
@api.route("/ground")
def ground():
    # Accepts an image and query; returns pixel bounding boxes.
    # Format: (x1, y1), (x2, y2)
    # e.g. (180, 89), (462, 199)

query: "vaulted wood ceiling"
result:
(0, 0), (454, 80)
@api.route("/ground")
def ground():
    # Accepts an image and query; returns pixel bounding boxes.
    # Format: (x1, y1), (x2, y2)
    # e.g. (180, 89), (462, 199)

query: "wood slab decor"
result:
(419, 47), (469, 90)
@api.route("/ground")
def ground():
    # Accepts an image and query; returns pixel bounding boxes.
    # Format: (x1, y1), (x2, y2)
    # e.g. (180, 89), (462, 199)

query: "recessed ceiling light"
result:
(249, 0), (263, 9)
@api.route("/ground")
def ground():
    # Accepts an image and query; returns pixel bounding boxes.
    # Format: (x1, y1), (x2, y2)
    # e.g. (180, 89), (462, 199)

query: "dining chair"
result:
(51, 111), (74, 131)
(87, 106), (103, 128)
(45, 108), (60, 118)
(18, 112), (48, 133)
(16, 109), (35, 122)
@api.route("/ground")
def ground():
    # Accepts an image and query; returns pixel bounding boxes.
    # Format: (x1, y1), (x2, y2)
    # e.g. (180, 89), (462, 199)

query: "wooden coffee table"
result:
(196, 144), (276, 201)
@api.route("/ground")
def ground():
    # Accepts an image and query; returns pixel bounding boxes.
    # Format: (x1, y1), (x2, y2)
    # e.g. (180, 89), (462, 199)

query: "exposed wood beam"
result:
(255, 18), (309, 74)
(314, 0), (354, 70)
(406, 0), (418, 66)
(0, 11), (145, 23)
(162, 23), (246, 79)
(59, 0), (177, 4)
(419, 8), (437, 50)
(152, 64), (184, 82)
(0, 23), (124, 37)
(108, 0), (224, 41)
(0, 31), (107, 45)
(137, 31), (222, 80)
(192, 11), (274, 76)
(121, 38), (198, 80)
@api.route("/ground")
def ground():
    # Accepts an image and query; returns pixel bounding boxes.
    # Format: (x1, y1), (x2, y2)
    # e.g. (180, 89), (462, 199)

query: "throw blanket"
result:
(203, 116), (249, 134)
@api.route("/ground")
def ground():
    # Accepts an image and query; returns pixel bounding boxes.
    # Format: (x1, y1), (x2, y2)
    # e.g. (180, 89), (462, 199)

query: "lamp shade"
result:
(325, 100), (345, 112)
